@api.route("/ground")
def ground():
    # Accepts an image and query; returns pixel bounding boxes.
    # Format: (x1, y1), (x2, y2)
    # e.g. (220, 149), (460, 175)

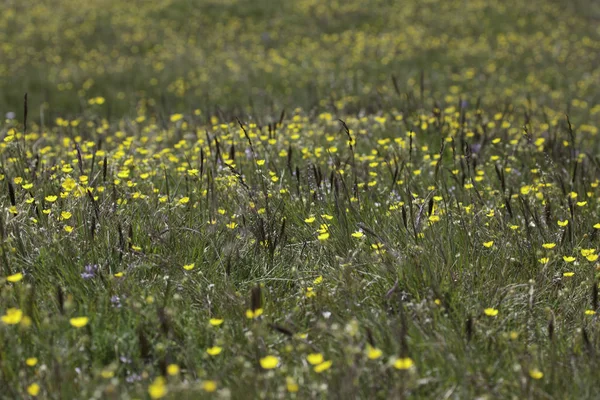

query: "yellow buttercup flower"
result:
(26, 357), (38, 367)
(259, 355), (279, 369)
(27, 383), (40, 396)
(286, 376), (299, 393)
(148, 377), (167, 399)
(206, 346), (222, 356)
(314, 360), (332, 373)
(306, 353), (324, 365)
(69, 316), (89, 328)
(1, 308), (23, 325)
(201, 380), (217, 392)
(6, 272), (23, 282)
(393, 357), (414, 370)
(246, 308), (263, 319)
(366, 345), (383, 360)
(317, 232), (330, 241)
(170, 113), (184, 122)
(484, 308), (498, 317)
(167, 364), (180, 376)
(529, 369), (543, 380)
(101, 370), (115, 379)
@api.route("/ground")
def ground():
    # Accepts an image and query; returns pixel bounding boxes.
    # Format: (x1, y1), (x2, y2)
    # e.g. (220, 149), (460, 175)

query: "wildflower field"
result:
(1, 0), (600, 398)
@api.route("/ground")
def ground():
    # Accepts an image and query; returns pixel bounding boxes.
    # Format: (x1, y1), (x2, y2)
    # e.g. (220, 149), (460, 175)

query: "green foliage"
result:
(0, 0), (600, 399)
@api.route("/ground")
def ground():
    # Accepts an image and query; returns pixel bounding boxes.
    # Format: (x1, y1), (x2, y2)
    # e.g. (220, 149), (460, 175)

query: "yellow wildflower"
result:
(393, 357), (414, 370)
(6, 272), (23, 283)
(259, 355), (279, 369)
(1, 308), (23, 325)
(366, 345), (383, 360)
(306, 353), (324, 365)
(201, 380), (217, 392)
(529, 369), (543, 380)
(27, 383), (40, 396)
(69, 316), (89, 328)
(148, 377), (167, 399)
(206, 346), (222, 356)
(314, 360), (332, 373)
(484, 308), (498, 317)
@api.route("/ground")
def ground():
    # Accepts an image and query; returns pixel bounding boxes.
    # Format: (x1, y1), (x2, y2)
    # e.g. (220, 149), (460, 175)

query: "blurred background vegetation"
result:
(0, 0), (598, 120)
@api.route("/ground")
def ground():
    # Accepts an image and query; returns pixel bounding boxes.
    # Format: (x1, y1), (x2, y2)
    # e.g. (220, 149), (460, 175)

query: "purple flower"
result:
(111, 295), (122, 308)
(81, 264), (98, 279)
(126, 373), (142, 383)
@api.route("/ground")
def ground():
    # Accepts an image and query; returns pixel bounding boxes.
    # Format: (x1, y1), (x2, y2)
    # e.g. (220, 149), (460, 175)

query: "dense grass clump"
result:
(1, 0), (600, 399)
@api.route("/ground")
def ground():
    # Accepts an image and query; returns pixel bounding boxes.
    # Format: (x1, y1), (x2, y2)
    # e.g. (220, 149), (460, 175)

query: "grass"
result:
(1, 0), (600, 399)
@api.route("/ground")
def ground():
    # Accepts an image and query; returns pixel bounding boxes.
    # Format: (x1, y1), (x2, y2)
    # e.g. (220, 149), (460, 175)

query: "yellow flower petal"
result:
(317, 232), (330, 241)
(366, 345), (383, 360)
(201, 380), (217, 392)
(6, 272), (23, 283)
(393, 357), (414, 370)
(100, 369), (114, 379)
(259, 355), (279, 369)
(69, 316), (89, 328)
(170, 113), (184, 122)
(167, 364), (180, 376)
(26, 357), (38, 367)
(206, 346), (222, 356)
(306, 353), (324, 365)
(484, 308), (499, 317)
(27, 383), (40, 396)
(286, 377), (299, 393)
(246, 308), (263, 319)
(1, 308), (23, 325)
(313, 360), (332, 373)
(529, 368), (543, 380)
(148, 377), (167, 399)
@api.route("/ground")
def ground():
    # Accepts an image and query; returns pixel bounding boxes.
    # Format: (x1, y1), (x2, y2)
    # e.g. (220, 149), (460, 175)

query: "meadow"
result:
(1, 0), (600, 398)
